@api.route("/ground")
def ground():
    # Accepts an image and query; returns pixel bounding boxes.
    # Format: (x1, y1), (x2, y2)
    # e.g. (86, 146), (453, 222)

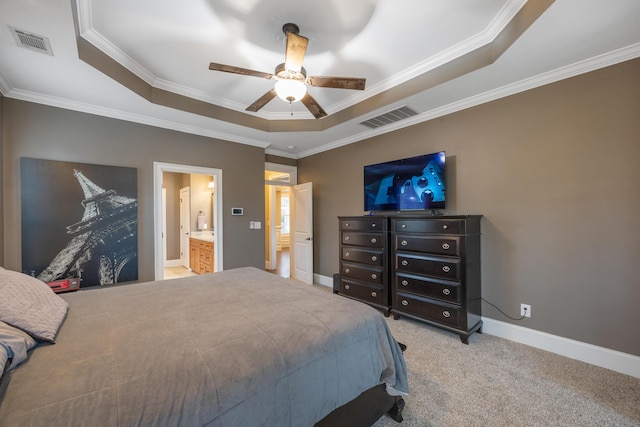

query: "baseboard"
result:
(314, 273), (333, 288)
(482, 317), (640, 379)
(317, 273), (639, 378)
(164, 259), (182, 268)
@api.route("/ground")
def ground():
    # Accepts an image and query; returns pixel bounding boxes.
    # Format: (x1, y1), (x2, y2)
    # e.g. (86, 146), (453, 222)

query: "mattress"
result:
(0, 267), (408, 426)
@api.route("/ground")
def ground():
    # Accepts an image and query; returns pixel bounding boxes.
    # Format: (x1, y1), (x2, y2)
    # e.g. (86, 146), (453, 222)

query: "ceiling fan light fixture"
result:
(275, 79), (307, 103)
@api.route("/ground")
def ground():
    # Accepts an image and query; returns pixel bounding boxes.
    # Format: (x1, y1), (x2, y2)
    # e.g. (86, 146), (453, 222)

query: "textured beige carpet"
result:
(374, 317), (640, 427)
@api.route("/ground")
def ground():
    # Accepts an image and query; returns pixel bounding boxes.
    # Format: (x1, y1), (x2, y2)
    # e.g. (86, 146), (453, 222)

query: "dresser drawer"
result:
(199, 249), (213, 265)
(396, 253), (460, 281)
(393, 218), (464, 235)
(340, 218), (386, 232)
(342, 231), (384, 248)
(395, 293), (461, 328)
(341, 279), (385, 306)
(198, 240), (213, 251)
(342, 247), (384, 266)
(396, 273), (460, 304)
(395, 234), (460, 256)
(341, 262), (384, 285)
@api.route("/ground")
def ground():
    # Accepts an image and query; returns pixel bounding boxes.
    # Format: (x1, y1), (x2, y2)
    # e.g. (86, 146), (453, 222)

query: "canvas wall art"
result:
(21, 158), (138, 288)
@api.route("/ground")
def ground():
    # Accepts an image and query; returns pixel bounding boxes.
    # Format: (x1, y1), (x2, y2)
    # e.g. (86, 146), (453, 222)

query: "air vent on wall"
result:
(359, 106), (418, 129)
(9, 26), (53, 56)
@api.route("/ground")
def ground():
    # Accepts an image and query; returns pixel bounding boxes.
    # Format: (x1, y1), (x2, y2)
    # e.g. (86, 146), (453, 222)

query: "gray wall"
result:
(2, 100), (265, 280)
(298, 58), (640, 356)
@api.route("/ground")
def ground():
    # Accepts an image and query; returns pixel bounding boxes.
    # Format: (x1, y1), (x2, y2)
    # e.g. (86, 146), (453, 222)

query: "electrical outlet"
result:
(520, 304), (531, 318)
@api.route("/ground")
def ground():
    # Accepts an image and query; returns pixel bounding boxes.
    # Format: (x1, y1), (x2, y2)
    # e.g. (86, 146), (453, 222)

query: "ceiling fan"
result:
(208, 23), (366, 119)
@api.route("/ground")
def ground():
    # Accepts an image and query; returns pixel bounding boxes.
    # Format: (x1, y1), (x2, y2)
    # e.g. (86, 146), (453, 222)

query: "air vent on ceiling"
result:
(359, 106), (418, 129)
(9, 26), (53, 56)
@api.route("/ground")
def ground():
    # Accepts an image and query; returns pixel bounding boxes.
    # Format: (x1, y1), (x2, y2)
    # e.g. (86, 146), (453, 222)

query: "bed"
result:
(0, 266), (408, 426)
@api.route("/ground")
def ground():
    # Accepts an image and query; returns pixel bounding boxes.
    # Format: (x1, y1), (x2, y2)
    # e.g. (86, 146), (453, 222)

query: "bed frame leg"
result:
(387, 397), (405, 423)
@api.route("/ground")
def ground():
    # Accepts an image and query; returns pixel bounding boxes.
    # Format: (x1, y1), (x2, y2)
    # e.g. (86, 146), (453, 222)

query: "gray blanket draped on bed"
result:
(0, 267), (408, 426)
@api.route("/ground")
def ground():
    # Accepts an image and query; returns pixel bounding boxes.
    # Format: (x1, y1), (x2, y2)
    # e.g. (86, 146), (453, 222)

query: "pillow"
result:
(0, 269), (68, 342)
(0, 320), (37, 369)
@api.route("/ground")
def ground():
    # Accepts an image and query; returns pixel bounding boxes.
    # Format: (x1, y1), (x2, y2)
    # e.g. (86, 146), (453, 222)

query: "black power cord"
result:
(481, 298), (526, 321)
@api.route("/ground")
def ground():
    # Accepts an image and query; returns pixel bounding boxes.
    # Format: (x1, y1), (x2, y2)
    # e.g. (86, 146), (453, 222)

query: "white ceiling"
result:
(1, 0), (639, 158)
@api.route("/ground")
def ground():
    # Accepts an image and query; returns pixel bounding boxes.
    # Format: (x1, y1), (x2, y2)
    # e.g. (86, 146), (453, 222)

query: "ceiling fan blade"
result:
(209, 63), (274, 80)
(246, 89), (278, 112)
(300, 92), (327, 119)
(307, 76), (366, 90)
(284, 32), (308, 73)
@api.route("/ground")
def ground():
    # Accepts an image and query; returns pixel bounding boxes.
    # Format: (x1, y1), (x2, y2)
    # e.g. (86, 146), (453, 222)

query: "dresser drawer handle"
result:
(371, 273), (378, 280)
(345, 251), (350, 257)
(344, 236), (350, 241)
(400, 240), (408, 246)
(401, 260), (409, 266)
(370, 238), (377, 244)
(344, 268), (350, 274)
(371, 255), (377, 261)
(401, 300), (409, 306)
(371, 223), (377, 228)
(442, 266), (451, 273)
(344, 284), (350, 290)
(401, 280), (409, 286)
(443, 224), (449, 230)
(371, 291), (377, 298)
(442, 288), (451, 295)
(442, 310), (451, 318)
(442, 243), (450, 250)
(345, 223), (350, 227)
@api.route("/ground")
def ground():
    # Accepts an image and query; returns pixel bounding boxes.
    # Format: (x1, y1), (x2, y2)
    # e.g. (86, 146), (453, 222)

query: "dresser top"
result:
(339, 214), (482, 220)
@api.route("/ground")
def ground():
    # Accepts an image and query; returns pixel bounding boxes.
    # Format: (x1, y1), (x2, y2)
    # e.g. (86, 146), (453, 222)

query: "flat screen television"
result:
(364, 151), (446, 212)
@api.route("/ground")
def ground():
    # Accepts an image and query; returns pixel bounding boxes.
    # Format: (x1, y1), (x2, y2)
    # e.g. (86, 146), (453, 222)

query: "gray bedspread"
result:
(0, 267), (407, 426)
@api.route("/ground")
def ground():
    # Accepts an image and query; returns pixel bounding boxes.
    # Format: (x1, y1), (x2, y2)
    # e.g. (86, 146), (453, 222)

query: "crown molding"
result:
(74, 0), (528, 121)
(5, 42), (638, 158)
(0, 71), (13, 95)
(297, 42), (640, 158)
(4, 88), (270, 149)
(264, 147), (298, 159)
(330, 0), (527, 113)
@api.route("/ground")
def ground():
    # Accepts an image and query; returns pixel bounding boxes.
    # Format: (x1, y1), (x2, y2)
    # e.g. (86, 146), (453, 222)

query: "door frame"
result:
(266, 185), (277, 270)
(179, 186), (191, 269)
(153, 162), (223, 280)
(162, 187), (167, 265)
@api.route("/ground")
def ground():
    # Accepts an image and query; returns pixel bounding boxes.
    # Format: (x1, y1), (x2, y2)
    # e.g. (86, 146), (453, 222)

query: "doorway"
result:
(265, 163), (313, 283)
(265, 164), (296, 279)
(266, 184), (291, 278)
(154, 162), (223, 280)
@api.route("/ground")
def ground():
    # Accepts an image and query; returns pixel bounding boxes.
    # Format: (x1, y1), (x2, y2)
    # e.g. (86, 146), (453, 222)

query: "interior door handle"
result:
(305, 237), (312, 241)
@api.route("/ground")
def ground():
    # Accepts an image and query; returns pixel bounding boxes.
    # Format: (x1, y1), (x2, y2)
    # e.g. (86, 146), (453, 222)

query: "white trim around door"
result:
(153, 162), (223, 280)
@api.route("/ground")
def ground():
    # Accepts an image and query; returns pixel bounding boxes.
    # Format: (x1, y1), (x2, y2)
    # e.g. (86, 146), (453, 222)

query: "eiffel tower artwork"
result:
(21, 158), (138, 287)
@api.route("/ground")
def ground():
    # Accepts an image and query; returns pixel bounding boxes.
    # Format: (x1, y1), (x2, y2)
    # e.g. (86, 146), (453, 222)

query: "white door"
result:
(180, 187), (191, 269)
(292, 182), (313, 284)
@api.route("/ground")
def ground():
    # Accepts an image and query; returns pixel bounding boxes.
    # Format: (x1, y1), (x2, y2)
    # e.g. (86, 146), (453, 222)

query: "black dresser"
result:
(391, 215), (482, 344)
(338, 216), (391, 314)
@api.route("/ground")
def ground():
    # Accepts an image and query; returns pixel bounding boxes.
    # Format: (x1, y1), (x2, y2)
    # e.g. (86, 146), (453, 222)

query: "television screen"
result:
(364, 151), (445, 211)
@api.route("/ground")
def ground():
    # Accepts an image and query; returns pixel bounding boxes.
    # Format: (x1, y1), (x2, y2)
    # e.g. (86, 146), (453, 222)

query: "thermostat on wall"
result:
(231, 208), (243, 216)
